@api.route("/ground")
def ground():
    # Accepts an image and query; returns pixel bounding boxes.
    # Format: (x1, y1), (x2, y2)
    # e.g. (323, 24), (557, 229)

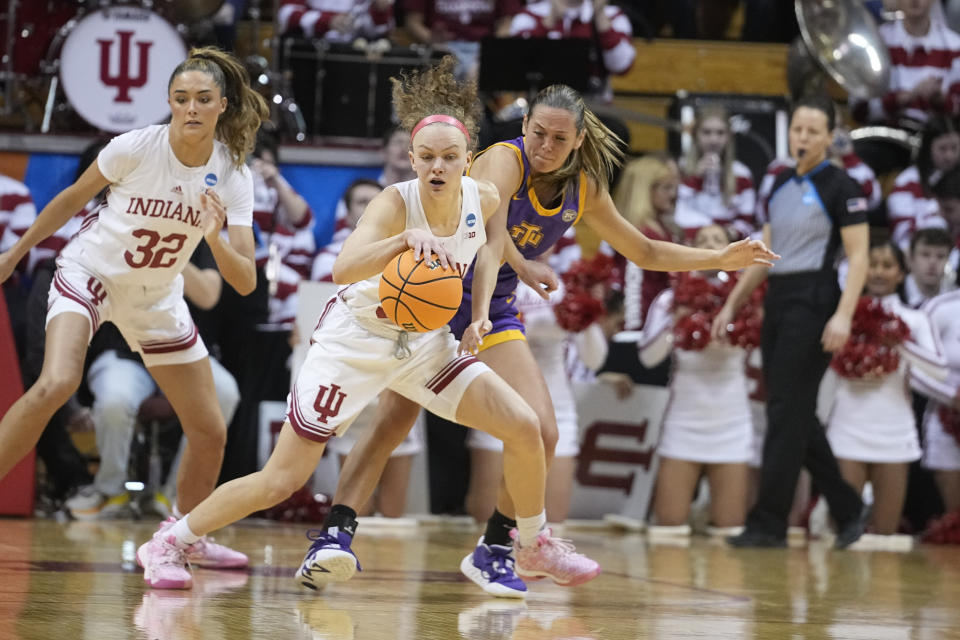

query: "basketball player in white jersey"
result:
(137, 57), (601, 590)
(0, 48), (269, 571)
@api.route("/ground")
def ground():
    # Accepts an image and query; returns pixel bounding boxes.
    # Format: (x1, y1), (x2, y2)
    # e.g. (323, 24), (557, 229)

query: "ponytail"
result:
(168, 47), (270, 168)
(527, 84), (624, 196)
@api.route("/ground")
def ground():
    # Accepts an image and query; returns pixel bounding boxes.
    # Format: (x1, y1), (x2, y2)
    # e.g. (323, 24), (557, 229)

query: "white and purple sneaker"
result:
(511, 528), (600, 587)
(460, 537), (527, 599)
(295, 527), (362, 591)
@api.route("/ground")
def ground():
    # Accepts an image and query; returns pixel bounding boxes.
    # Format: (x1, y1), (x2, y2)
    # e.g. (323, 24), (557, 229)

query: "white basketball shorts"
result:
(47, 257), (207, 367)
(286, 298), (490, 443)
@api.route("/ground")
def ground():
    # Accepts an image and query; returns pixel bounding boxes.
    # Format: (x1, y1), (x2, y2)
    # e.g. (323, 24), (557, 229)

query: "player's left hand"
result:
(717, 238), (779, 270)
(459, 318), (492, 355)
(200, 189), (227, 239)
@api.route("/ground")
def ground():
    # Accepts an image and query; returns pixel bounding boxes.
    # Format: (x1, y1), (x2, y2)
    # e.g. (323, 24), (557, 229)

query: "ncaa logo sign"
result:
(466, 213), (477, 227)
(59, 7), (186, 132)
(205, 173), (218, 186)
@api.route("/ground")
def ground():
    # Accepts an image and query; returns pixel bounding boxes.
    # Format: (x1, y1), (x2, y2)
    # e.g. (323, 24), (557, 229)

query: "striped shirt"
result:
(765, 161), (868, 275)
(853, 19), (960, 123)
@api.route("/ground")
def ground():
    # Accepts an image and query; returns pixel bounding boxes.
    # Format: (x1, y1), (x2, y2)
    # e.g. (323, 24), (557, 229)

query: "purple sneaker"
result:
(295, 527), (362, 591)
(459, 537), (527, 599)
(511, 528), (600, 587)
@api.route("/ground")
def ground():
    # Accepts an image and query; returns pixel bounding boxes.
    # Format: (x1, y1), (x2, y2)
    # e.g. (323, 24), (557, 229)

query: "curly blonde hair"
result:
(168, 47), (270, 168)
(390, 56), (481, 150)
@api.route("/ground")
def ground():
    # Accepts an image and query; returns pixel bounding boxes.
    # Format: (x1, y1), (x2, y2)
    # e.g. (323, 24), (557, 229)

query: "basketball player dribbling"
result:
(307, 84), (780, 599)
(136, 56), (602, 590)
(0, 47), (268, 569)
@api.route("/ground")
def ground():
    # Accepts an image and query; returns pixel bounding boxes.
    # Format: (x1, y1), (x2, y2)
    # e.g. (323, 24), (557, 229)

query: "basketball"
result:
(379, 250), (463, 332)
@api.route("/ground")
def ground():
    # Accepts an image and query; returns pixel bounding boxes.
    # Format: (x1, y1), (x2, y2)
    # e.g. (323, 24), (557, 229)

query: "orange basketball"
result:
(379, 250), (463, 332)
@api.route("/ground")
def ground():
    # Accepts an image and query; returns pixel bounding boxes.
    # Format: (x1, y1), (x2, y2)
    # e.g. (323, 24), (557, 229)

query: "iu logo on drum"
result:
(58, 8), (186, 132)
(98, 31), (153, 104)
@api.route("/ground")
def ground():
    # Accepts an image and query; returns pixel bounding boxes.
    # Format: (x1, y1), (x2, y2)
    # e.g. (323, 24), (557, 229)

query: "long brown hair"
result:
(390, 56), (481, 150)
(168, 47), (269, 168)
(683, 104), (737, 205)
(526, 84), (624, 197)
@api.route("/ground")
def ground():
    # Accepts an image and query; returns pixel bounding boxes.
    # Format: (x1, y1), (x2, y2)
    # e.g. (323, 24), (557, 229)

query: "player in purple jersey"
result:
(306, 84), (778, 598)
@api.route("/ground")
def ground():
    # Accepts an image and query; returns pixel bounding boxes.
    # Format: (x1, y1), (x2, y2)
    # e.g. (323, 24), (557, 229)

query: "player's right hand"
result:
(0, 252), (16, 284)
(403, 228), (455, 271)
(518, 258), (558, 300)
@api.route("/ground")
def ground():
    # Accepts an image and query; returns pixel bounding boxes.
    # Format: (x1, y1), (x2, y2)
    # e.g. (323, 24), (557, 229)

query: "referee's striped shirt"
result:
(759, 160), (869, 274)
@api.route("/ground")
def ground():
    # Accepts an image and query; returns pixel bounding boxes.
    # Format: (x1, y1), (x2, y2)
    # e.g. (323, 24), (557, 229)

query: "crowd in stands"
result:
(3, 0), (960, 544)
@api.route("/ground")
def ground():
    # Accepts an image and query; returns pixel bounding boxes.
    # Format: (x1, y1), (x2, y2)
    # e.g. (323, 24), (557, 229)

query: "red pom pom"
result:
(554, 289), (605, 332)
(670, 273), (765, 350)
(831, 297), (911, 380)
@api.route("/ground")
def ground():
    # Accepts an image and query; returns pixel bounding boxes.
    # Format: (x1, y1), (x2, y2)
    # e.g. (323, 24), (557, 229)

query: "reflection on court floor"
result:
(1, 519), (958, 639)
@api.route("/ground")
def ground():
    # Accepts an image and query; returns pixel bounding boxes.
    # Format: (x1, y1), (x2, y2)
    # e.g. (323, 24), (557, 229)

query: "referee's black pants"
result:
(746, 271), (862, 537)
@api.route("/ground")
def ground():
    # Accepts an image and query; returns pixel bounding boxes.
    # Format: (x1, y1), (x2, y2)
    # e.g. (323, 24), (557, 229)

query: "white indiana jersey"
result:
(61, 125), (253, 287)
(339, 176), (487, 337)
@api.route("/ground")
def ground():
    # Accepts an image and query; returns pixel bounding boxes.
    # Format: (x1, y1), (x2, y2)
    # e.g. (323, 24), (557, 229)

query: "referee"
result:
(711, 94), (868, 548)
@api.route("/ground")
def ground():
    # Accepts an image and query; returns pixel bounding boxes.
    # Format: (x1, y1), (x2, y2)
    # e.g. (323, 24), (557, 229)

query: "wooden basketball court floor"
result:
(1, 518), (959, 640)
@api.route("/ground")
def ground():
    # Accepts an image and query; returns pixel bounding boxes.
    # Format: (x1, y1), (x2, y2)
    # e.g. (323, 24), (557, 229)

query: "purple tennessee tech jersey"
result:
(449, 137), (587, 340)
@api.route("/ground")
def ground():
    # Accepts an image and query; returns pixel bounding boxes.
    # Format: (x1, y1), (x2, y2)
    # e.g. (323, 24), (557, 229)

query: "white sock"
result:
(172, 504), (184, 519)
(168, 515), (201, 546)
(516, 512), (547, 547)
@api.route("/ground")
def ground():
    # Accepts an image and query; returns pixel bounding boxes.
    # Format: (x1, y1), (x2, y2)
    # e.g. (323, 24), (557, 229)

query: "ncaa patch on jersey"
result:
(205, 173), (218, 186)
(562, 209), (577, 222)
(846, 197), (868, 214)
(466, 213), (477, 227)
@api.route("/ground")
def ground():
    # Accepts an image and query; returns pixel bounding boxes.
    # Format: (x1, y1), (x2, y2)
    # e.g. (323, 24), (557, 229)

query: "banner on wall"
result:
(568, 382), (668, 521)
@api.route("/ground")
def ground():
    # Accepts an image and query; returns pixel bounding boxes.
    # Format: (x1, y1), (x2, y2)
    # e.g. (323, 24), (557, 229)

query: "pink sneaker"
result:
(136, 531), (192, 590)
(510, 528), (601, 587)
(186, 535), (249, 569)
(154, 516), (248, 569)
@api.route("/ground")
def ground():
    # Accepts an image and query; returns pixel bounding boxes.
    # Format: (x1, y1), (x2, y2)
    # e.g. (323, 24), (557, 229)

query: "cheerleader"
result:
(640, 224), (756, 531)
(913, 288), (960, 513)
(826, 242), (950, 534)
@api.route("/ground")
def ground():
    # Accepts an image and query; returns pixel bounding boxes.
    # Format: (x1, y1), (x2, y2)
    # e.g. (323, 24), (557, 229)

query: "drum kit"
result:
(0, 0), (305, 138)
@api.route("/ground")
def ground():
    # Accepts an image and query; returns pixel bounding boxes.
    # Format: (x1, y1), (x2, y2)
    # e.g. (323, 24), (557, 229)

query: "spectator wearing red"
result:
(278, 0), (394, 43)
(887, 115), (959, 249)
(0, 173), (36, 289)
(509, 0), (636, 100)
(404, 0), (521, 79)
(676, 105), (757, 242)
(854, 0), (960, 125)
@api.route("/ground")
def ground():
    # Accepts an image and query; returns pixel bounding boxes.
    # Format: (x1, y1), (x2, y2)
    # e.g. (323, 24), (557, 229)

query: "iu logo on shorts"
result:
(86, 277), (107, 306)
(98, 30), (152, 103)
(313, 383), (347, 424)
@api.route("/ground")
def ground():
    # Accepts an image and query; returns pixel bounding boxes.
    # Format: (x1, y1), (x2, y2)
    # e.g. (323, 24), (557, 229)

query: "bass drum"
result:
(154, 0), (225, 23)
(58, 6), (187, 132)
(3, 0), (78, 76)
